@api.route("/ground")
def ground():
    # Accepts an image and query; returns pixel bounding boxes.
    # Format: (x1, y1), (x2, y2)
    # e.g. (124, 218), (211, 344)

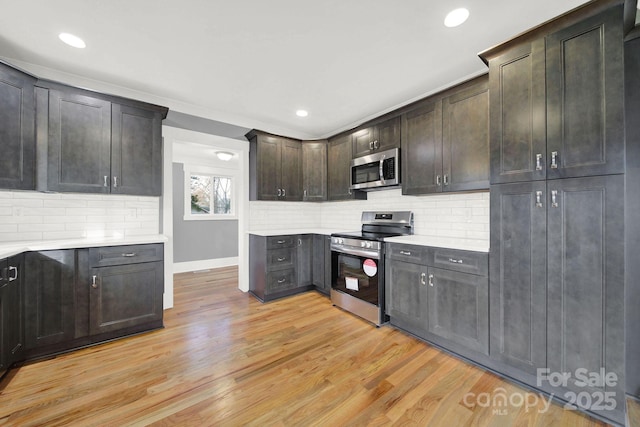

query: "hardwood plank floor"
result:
(0, 266), (631, 426)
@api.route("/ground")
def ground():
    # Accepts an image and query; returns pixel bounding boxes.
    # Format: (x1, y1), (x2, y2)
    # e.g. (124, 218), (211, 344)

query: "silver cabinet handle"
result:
(443, 174), (449, 186)
(369, 141), (374, 150)
(277, 257), (286, 262)
(399, 250), (412, 256)
(113, 176), (118, 188)
(348, 188), (352, 195)
(282, 188), (286, 197)
(104, 176), (108, 187)
(277, 188), (282, 196)
(303, 189), (307, 199)
(551, 190), (559, 208)
(420, 272), (426, 286)
(8, 266), (18, 281)
(277, 240), (286, 244)
(91, 275), (98, 289)
(448, 258), (463, 264)
(122, 253), (137, 257)
(551, 151), (559, 169)
(298, 238), (302, 246)
(277, 278), (286, 284)
(535, 191), (543, 208)
(373, 140), (379, 149)
(428, 274), (434, 287)
(436, 175), (442, 186)
(536, 153), (543, 171)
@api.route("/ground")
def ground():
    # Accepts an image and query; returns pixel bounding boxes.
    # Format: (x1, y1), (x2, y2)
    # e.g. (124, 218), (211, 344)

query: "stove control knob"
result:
(338, 238), (343, 244)
(365, 242), (372, 248)
(361, 241), (366, 247)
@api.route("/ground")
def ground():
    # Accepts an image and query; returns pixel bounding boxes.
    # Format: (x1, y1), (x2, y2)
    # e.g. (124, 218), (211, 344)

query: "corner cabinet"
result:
(0, 62), (36, 190)
(247, 130), (302, 201)
(36, 81), (167, 196)
(401, 75), (489, 195)
(327, 134), (366, 201)
(302, 141), (327, 201)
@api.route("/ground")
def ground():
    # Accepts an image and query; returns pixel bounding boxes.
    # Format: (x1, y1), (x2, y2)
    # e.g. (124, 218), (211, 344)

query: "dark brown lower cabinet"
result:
(312, 234), (331, 295)
(0, 255), (24, 377)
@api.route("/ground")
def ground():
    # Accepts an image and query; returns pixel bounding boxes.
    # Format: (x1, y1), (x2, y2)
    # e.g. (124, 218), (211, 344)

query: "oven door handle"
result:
(331, 246), (380, 260)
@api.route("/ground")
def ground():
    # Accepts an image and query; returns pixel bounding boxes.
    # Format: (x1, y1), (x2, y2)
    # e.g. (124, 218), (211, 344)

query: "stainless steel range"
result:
(330, 211), (414, 326)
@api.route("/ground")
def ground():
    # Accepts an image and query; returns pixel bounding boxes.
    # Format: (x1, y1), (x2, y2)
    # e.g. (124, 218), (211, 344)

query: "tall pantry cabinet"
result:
(482, 1), (631, 424)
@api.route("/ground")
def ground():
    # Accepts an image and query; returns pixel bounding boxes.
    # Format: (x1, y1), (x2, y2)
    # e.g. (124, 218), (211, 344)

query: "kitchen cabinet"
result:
(486, 6), (624, 184)
(248, 130), (302, 201)
(386, 243), (489, 355)
(296, 235), (312, 287)
(38, 83), (166, 195)
(401, 75), (489, 195)
(312, 234), (332, 295)
(352, 116), (401, 158)
(302, 141), (327, 201)
(327, 134), (366, 201)
(0, 255), (24, 377)
(89, 245), (164, 335)
(0, 62), (36, 190)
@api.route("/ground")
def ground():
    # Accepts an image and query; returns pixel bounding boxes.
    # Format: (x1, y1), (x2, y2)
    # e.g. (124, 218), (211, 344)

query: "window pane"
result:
(190, 175), (212, 214)
(213, 177), (232, 214)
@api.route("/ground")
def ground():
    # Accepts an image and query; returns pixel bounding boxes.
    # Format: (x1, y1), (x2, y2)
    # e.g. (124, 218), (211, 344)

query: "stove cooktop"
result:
(331, 231), (405, 241)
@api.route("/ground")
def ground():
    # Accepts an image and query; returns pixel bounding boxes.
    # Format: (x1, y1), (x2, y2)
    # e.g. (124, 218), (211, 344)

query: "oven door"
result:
(331, 249), (382, 306)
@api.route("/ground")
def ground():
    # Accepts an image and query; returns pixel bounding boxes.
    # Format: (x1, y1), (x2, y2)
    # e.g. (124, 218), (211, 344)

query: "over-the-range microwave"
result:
(350, 147), (400, 191)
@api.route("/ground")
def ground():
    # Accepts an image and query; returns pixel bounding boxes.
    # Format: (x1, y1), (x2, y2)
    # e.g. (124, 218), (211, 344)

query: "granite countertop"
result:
(0, 234), (168, 259)
(384, 235), (489, 253)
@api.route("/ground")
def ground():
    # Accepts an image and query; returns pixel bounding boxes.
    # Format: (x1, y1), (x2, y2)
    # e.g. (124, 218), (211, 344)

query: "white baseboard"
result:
(173, 257), (239, 273)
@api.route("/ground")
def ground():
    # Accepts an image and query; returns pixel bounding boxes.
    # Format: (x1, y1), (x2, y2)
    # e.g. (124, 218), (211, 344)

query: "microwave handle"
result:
(379, 156), (385, 181)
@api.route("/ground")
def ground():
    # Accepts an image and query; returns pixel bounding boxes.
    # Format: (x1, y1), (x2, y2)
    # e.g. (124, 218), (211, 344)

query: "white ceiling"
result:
(0, 0), (594, 139)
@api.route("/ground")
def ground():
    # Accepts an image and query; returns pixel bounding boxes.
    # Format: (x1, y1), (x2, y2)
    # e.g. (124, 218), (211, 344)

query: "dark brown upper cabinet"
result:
(485, 5), (624, 184)
(37, 81), (167, 196)
(352, 116), (401, 158)
(247, 130), (302, 201)
(327, 133), (366, 201)
(401, 75), (489, 195)
(0, 62), (36, 190)
(302, 140), (327, 202)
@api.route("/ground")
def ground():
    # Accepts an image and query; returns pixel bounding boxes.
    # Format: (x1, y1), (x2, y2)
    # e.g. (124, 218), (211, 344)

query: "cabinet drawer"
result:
(267, 235), (296, 249)
(387, 244), (428, 264)
(432, 248), (487, 276)
(267, 248), (296, 271)
(89, 244), (163, 267)
(266, 269), (297, 294)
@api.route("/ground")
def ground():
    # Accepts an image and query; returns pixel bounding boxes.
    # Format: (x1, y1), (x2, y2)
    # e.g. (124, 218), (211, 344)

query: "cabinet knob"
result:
(91, 275), (98, 289)
(277, 278), (287, 284)
(400, 250), (411, 256)
(277, 257), (286, 262)
(8, 266), (18, 282)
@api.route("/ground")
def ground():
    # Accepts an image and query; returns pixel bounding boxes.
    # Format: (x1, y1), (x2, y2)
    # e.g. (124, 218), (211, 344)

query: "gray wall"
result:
(172, 162), (238, 263)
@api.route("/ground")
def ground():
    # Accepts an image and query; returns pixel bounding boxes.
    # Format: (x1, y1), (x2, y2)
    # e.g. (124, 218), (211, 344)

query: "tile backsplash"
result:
(250, 189), (490, 243)
(0, 191), (160, 243)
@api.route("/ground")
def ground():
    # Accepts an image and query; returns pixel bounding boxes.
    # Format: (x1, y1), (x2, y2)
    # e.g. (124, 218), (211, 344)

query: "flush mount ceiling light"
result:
(216, 151), (234, 161)
(444, 8), (470, 28)
(59, 32), (86, 48)
(296, 110), (309, 117)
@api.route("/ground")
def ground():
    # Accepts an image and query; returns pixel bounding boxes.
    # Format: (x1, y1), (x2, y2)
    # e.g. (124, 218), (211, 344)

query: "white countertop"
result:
(248, 228), (349, 237)
(0, 234), (168, 259)
(384, 235), (490, 253)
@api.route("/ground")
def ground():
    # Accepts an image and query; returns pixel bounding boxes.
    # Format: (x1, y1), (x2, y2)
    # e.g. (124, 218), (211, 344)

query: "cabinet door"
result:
(4, 255), (24, 365)
(311, 234), (326, 292)
(297, 235), (312, 287)
(401, 101), (442, 195)
(90, 261), (163, 335)
(490, 182), (546, 373)
(427, 267), (488, 354)
(255, 135), (281, 200)
(352, 126), (376, 157)
(546, 175), (625, 412)
(489, 41), (546, 184)
(546, 7), (624, 179)
(47, 89), (111, 193)
(386, 260), (428, 333)
(111, 104), (162, 196)
(442, 78), (490, 192)
(280, 139), (302, 201)
(302, 142), (327, 201)
(0, 63), (35, 190)
(24, 250), (76, 349)
(376, 116), (401, 152)
(0, 258), (7, 374)
(328, 134), (365, 200)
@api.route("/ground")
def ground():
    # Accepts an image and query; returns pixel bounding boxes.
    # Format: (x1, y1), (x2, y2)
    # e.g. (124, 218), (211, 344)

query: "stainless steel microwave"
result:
(350, 147), (400, 191)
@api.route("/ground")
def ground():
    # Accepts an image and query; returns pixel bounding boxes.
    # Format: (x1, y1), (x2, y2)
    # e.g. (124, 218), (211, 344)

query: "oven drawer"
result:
(267, 235), (296, 249)
(267, 248), (296, 271)
(387, 243), (428, 264)
(266, 269), (297, 294)
(432, 248), (488, 276)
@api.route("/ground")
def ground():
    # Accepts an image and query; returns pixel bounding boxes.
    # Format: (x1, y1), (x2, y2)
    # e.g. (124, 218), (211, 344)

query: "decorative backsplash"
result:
(250, 189), (489, 242)
(0, 191), (160, 243)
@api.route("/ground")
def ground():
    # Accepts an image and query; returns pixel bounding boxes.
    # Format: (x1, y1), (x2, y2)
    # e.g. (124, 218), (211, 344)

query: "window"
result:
(184, 166), (236, 220)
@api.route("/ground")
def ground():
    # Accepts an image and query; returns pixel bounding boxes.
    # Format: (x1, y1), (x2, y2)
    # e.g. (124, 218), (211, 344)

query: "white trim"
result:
(161, 134), (174, 309)
(173, 257), (239, 274)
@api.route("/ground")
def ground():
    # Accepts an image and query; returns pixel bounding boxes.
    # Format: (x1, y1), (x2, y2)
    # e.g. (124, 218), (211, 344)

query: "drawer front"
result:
(89, 244), (164, 267)
(267, 235), (296, 249)
(267, 248), (296, 271)
(386, 243), (428, 265)
(432, 248), (488, 276)
(266, 269), (297, 294)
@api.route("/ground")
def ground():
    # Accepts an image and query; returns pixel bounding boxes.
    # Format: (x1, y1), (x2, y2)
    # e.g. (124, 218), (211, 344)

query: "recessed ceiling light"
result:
(444, 8), (469, 28)
(296, 110), (309, 117)
(59, 33), (86, 49)
(216, 151), (234, 161)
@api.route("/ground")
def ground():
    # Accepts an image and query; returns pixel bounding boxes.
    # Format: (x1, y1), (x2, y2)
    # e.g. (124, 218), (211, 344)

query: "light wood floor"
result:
(0, 267), (633, 426)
